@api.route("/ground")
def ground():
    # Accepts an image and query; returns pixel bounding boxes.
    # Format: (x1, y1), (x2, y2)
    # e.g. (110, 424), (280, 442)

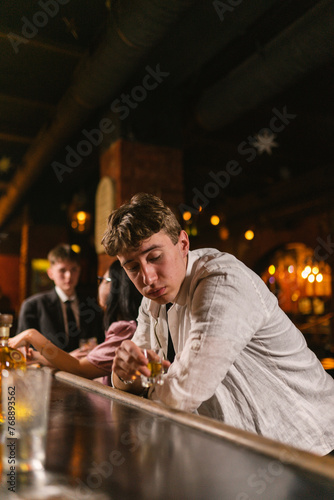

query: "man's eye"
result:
(149, 255), (161, 262)
(127, 265), (139, 273)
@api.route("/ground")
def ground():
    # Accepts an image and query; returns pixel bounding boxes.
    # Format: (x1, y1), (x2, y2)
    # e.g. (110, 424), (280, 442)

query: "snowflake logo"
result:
(252, 130), (279, 155)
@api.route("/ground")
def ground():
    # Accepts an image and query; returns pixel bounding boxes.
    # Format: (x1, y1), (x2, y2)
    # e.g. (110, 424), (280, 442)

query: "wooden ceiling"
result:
(0, 0), (333, 233)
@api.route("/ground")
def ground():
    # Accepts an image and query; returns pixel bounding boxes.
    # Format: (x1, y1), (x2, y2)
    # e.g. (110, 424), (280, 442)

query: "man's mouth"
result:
(146, 287), (166, 298)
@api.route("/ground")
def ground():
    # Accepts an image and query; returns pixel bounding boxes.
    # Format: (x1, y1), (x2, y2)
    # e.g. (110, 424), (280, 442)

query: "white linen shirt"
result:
(132, 248), (334, 454)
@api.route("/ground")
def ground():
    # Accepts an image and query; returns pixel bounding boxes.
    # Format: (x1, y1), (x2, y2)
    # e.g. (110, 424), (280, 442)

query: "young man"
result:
(16, 244), (104, 352)
(102, 193), (334, 455)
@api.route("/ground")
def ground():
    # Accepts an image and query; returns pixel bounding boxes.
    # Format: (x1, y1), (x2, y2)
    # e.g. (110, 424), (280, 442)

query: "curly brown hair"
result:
(101, 193), (182, 256)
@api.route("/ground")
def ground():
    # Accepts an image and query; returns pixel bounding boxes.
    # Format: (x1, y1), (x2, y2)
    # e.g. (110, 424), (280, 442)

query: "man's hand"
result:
(113, 340), (171, 393)
(113, 340), (150, 383)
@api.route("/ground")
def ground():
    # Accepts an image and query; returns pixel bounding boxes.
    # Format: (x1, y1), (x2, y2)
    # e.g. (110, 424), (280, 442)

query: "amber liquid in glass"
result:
(147, 360), (162, 378)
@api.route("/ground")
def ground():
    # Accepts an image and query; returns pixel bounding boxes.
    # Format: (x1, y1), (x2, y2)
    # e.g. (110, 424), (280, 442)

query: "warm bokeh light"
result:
(76, 211), (87, 223)
(321, 358), (334, 370)
(268, 265), (276, 275)
(71, 244), (81, 254)
(71, 211), (91, 233)
(260, 243), (332, 317)
(182, 211), (192, 221)
(219, 226), (229, 240)
(244, 230), (254, 240)
(210, 215), (220, 226)
(31, 259), (49, 272)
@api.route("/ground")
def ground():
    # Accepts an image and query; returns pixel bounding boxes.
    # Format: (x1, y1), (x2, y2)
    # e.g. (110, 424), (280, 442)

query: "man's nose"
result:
(142, 264), (157, 286)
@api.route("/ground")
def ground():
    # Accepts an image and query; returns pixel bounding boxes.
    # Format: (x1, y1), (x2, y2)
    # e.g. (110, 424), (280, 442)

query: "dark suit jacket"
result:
(16, 288), (104, 352)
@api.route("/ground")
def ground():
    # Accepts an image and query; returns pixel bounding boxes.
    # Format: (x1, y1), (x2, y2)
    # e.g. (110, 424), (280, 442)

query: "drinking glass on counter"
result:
(1, 367), (52, 473)
(141, 348), (164, 388)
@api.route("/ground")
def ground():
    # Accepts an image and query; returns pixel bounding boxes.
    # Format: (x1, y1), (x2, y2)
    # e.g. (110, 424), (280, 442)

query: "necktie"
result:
(65, 300), (80, 351)
(166, 303), (175, 363)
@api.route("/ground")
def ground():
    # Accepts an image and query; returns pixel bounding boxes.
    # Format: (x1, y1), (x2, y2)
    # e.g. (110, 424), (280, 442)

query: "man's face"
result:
(47, 259), (81, 297)
(118, 230), (189, 304)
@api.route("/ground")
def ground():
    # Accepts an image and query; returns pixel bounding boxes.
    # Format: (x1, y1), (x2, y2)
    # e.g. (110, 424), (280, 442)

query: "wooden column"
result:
(100, 139), (184, 209)
(97, 139), (184, 271)
(19, 206), (30, 306)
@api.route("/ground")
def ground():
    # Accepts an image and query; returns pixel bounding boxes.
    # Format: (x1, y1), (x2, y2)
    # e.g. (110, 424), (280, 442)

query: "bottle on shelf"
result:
(0, 314), (26, 423)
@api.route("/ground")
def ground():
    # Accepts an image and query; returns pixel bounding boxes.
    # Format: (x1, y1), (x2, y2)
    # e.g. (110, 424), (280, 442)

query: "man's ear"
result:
(178, 230), (190, 257)
(46, 266), (54, 281)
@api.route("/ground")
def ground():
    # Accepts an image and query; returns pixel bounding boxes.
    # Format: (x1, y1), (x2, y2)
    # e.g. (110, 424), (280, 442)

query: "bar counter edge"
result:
(53, 371), (334, 482)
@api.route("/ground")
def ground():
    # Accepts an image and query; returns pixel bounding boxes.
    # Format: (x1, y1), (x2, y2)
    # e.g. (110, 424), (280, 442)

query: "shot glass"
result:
(141, 348), (164, 388)
(1, 367), (52, 473)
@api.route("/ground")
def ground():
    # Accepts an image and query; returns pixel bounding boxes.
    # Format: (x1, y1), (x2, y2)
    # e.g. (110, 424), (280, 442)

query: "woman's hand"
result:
(9, 328), (36, 348)
(8, 328), (46, 358)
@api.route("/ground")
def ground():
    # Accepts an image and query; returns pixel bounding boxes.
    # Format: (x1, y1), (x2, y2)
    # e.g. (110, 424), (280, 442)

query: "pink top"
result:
(87, 320), (136, 386)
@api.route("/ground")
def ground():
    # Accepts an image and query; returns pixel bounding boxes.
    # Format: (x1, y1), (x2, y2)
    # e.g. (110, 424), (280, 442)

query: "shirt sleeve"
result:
(150, 263), (272, 412)
(87, 320), (137, 373)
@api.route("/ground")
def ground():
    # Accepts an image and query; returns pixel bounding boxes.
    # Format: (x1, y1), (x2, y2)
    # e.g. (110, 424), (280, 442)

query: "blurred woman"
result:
(9, 260), (142, 386)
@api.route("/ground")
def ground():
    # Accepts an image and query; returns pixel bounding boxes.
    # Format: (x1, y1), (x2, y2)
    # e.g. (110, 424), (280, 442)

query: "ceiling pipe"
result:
(0, 0), (194, 228)
(156, 0), (280, 88)
(196, 0), (334, 131)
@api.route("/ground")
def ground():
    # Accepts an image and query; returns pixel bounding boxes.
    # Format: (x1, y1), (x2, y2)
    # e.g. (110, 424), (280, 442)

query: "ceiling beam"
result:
(0, 93), (55, 112)
(0, 132), (33, 144)
(0, 30), (82, 57)
(0, 0), (196, 229)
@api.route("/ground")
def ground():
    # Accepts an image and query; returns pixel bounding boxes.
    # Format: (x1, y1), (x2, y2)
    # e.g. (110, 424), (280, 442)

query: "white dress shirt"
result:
(133, 248), (334, 455)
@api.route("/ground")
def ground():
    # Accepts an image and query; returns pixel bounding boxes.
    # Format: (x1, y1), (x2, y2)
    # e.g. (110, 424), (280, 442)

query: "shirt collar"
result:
(55, 286), (76, 303)
(174, 250), (196, 307)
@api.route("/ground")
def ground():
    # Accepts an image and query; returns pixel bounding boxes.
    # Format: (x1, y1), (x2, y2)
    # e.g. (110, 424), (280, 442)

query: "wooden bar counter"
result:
(1, 372), (334, 499)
